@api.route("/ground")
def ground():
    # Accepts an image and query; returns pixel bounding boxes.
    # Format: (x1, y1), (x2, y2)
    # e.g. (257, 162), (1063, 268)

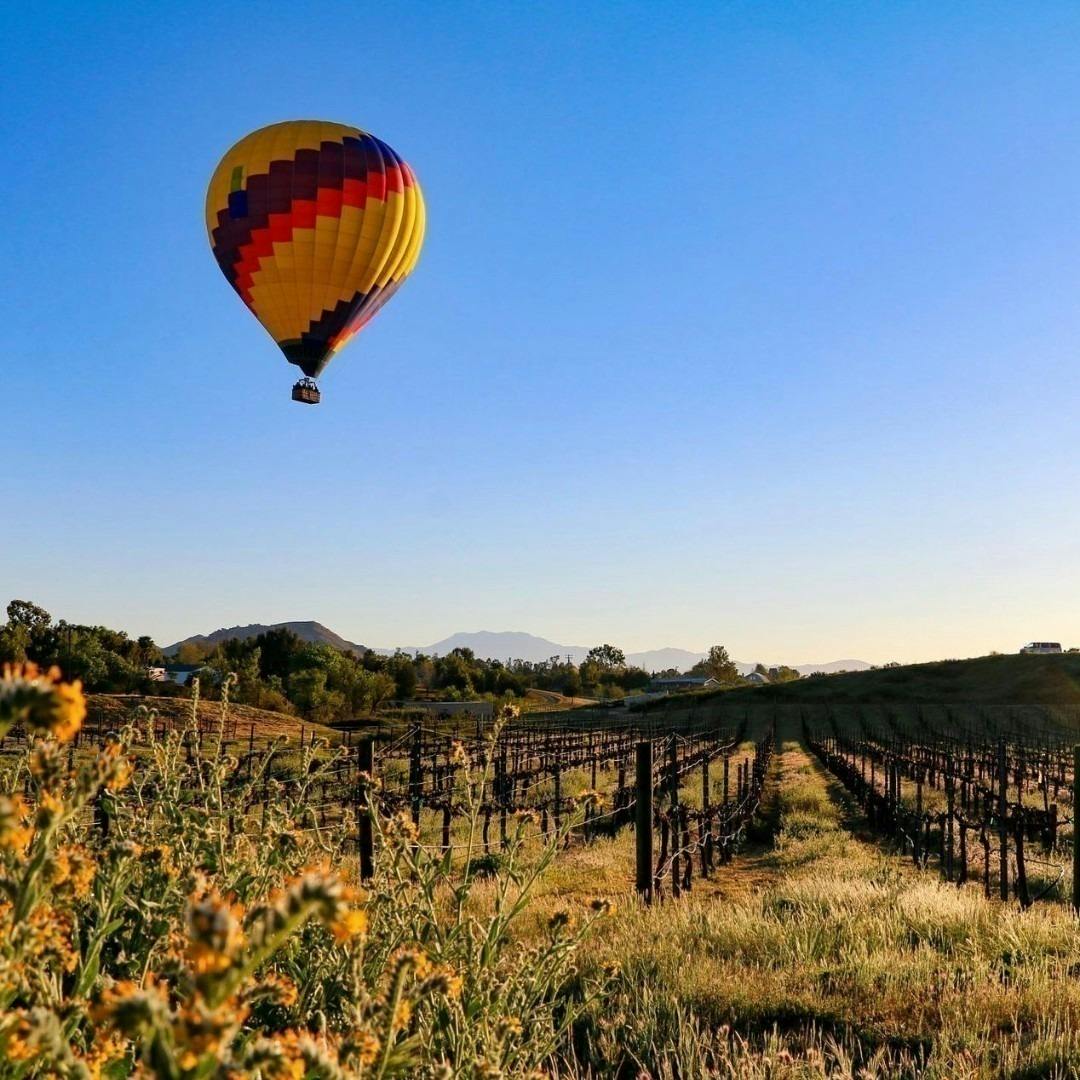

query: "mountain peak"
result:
(165, 621), (366, 657)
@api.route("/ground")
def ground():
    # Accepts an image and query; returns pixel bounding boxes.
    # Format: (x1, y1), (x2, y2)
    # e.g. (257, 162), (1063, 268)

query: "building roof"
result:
(649, 676), (715, 686)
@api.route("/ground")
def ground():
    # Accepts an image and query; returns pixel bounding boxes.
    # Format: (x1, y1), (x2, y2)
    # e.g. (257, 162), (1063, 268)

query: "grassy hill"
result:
(719, 652), (1080, 705)
(85, 694), (339, 742)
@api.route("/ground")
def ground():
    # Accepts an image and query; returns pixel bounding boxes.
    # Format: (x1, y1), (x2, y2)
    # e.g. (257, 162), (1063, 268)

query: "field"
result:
(718, 652), (1080, 708)
(8, 662), (1080, 1076)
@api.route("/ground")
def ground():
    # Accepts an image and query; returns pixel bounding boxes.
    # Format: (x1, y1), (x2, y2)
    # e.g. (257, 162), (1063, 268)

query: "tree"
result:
(584, 644), (626, 672)
(176, 642), (209, 665)
(0, 621), (30, 664)
(368, 672), (396, 712)
(388, 653), (418, 700)
(234, 647), (264, 704)
(256, 627), (302, 682)
(620, 666), (651, 690)
(561, 667), (582, 698)
(700, 645), (740, 684)
(289, 667), (340, 720)
(767, 665), (800, 684)
(435, 652), (473, 693)
(7, 600), (51, 633)
(136, 635), (164, 667)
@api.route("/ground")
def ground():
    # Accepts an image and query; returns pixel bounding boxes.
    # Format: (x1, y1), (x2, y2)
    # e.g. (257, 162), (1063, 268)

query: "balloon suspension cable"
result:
(291, 377), (321, 405)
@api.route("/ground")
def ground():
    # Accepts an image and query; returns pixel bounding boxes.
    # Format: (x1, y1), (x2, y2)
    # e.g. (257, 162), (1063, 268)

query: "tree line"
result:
(0, 599), (789, 724)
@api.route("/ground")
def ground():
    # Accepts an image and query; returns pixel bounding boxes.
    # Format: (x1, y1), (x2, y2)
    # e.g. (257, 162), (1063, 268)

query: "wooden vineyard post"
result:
(356, 738), (374, 882)
(1073, 746), (1080, 913)
(870, 758), (877, 828)
(499, 741), (508, 848)
(668, 735), (680, 897)
(958, 821), (968, 885)
(409, 724), (422, 827)
(998, 738), (1009, 901)
(914, 768), (923, 866)
(701, 749), (712, 877)
(635, 740), (654, 904)
(1015, 817), (1030, 908)
(945, 768), (955, 881)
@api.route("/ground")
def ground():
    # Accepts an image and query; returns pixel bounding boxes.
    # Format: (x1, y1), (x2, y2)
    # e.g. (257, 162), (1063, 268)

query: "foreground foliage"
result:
(0, 666), (605, 1078)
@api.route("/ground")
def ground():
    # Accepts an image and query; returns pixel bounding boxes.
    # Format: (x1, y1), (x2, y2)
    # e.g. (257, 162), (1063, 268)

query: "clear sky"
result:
(4, 1), (1080, 664)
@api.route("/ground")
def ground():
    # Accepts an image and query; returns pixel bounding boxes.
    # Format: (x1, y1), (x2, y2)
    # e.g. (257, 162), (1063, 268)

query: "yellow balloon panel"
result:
(206, 120), (425, 378)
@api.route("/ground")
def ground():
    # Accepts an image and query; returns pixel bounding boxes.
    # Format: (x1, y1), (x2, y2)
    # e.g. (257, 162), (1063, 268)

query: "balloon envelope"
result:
(206, 120), (425, 379)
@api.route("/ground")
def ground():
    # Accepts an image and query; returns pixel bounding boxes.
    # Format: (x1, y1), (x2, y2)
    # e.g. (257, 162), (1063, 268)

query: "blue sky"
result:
(4, 1), (1080, 663)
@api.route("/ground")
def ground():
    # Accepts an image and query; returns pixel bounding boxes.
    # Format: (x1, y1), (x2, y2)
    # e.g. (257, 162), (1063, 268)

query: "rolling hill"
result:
(84, 694), (338, 741)
(164, 621), (366, 657)
(717, 652), (1080, 706)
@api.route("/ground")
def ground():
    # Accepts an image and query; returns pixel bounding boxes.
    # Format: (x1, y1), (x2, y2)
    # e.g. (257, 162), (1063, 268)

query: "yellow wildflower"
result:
(52, 679), (86, 741)
(354, 1030), (380, 1067)
(105, 756), (133, 792)
(329, 906), (368, 943)
(186, 891), (245, 976)
(0, 794), (32, 852)
(392, 998), (412, 1030)
(0, 662), (84, 741)
(2, 1013), (37, 1062)
(34, 789), (64, 829)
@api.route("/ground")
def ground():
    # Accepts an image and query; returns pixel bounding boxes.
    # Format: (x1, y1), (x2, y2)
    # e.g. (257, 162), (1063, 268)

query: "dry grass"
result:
(548, 737), (1080, 1076)
(86, 693), (338, 741)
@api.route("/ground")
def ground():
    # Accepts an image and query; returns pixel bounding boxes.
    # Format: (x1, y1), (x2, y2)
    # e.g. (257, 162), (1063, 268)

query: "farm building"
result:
(646, 675), (721, 693)
(163, 663), (208, 686)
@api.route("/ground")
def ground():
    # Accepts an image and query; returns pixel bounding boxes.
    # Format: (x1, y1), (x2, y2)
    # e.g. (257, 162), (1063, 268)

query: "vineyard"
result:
(11, 672), (1080, 1076)
(804, 702), (1080, 907)
(2, 690), (776, 903)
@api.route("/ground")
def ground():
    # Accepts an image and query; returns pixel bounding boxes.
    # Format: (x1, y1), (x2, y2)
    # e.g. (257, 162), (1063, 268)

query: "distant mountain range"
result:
(166, 623), (870, 675)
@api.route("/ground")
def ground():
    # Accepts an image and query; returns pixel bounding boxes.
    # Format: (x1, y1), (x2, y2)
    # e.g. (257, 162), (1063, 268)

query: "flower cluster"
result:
(0, 684), (596, 1078)
(0, 662), (85, 742)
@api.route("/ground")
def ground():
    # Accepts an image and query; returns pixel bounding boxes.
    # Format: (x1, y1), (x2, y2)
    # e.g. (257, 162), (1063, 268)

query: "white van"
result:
(1020, 642), (1062, 654)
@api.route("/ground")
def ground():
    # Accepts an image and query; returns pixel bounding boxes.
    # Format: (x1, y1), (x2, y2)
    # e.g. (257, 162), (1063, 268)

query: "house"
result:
(163, 663), (207, 686)
(646, 675), (720, 693)
(745, 670), (770, 685)
(145, 666), (167, 682)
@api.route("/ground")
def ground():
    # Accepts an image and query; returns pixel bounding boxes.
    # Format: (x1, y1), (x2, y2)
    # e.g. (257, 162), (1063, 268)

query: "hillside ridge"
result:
(165, 620), (366, 657)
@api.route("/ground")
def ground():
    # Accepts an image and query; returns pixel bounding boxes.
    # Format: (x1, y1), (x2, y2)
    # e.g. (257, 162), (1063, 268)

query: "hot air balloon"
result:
(206, 120), (425, 404)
